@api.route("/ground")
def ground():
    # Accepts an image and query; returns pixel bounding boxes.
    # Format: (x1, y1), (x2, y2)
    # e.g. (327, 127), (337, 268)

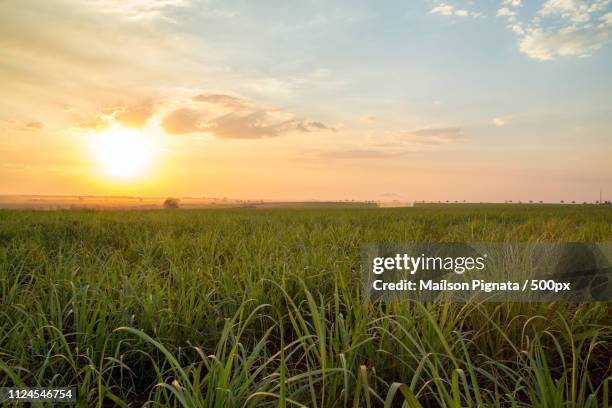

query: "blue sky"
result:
(0, 0), (611, 201)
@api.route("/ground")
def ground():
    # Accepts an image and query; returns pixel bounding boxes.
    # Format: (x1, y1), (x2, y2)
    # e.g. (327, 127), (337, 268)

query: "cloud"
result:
(161, 107), (203, 135)
(204, 112), (334, 139)
(206, 110), (293, 139)
(429, 3), (481, 18)
(430, 3), (454, 16)
(519, 25), (611, 60)
(510, 23), (525, 35)
(114, 101), (154, 128)
(87, 0), (187, 20)
(0, 0), (209, 141)
(192, 93), (247, 109)
(295, 121), (336, 132)
(497, 7), (516, 18)
(538, 0), (605, 23)
(162, 93), (334, 138)
(494, 0), (612, 60)
(0, 118), (46, 132)
(70, 92), (333, 138)
(360, 115), (377, 123)
(74, 112), (111, 131)
(73, 101), (155, 131)
(306, 126), (464, 160)
(307, 121), (328, 130)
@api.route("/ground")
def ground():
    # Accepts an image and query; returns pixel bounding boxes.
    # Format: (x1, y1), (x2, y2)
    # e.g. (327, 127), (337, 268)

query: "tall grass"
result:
(0, 206), (610, 406)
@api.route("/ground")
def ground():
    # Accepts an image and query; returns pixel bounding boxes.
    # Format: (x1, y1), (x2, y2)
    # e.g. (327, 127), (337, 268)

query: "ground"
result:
(0, 205), (610, 407)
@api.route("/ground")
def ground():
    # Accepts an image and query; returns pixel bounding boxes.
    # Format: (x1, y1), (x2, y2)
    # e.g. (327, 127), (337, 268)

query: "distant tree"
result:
(560, 200), (564, 204)
(509, 200), (513, 203)
(163, 198), (180, 209)
(539, 200), (543, 203)
(571, 200), (575, 204)
(529, 200), (533, 203)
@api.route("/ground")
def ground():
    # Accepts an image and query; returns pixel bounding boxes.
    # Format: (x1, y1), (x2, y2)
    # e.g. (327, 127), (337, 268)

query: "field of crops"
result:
(1, 205), (611, 407)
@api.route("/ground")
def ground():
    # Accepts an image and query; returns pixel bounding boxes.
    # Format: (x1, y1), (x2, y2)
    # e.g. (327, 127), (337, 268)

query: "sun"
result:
(90, 125), (156, 180)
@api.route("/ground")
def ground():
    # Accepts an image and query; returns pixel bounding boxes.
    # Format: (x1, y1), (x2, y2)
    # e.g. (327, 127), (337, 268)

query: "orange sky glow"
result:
(1, 0), (611, 202)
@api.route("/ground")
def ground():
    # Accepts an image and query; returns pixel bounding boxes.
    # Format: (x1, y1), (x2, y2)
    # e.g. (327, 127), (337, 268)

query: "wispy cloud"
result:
(497, 7), (517, 19)
(161, 93), (334, 138)
(430, 2), (481, 18)
(24, 121), (44, 130)
(431, 3), (455, 16)
(87, 0), (187, 20)
(360, 115), (377, 124)
(403, 127), (465, 144)
(1, 118), (46, 132)
(192, 94), (247, 109)
(307, 126), (465, 161)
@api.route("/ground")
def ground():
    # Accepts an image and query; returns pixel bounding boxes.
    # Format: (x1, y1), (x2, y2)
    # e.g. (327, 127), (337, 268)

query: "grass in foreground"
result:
(1, 206), (611, 407)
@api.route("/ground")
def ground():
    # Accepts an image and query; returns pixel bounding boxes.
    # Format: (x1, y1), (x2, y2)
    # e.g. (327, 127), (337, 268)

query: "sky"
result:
(1, 0), (611, 202)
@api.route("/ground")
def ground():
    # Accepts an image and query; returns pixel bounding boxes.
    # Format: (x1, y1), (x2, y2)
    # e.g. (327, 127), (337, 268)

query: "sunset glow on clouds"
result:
(0, 0), (610, 201)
